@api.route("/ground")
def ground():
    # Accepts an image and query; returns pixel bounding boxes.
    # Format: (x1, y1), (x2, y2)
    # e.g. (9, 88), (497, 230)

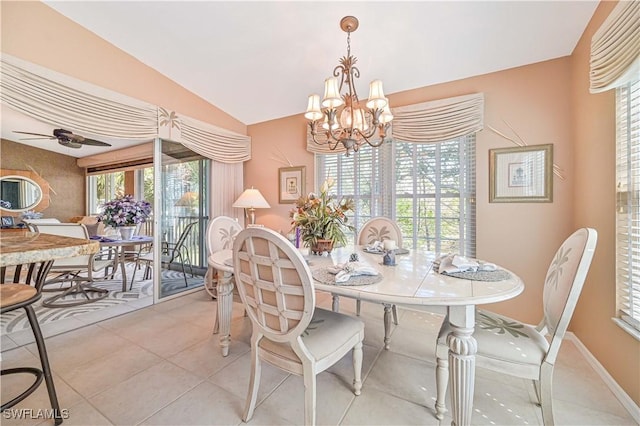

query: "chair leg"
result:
(25, 305), (63, 425)
(177, 254), (189, 287)
(243, 337), (262, 422)
(383, 304), (392, 350)
(356, 299), (361, 316)
(435, 355), (449, 420)
(539, 363), (554, 425)
(392, 304), (399, 325)
(302, 363), (317, 426)
(352, 341), (363, 396)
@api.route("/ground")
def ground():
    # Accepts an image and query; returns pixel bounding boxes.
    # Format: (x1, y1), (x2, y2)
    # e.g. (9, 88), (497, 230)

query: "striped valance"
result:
(391, 93), (484, 143)
(307, 93), (484, 154)
(0, 54), (251, 163)
(590, 0), (640, 93)
(0, 56), (158, 140)
(181, 116), (251, 163)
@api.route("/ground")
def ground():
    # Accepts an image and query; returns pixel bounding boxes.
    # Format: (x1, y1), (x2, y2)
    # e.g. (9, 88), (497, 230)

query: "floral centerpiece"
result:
(290, 178), (355, 254)
(98, 195), (152, 238)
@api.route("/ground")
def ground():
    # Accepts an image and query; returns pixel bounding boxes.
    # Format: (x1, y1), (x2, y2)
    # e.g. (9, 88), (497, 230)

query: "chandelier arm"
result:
(354, 129), (386, 148)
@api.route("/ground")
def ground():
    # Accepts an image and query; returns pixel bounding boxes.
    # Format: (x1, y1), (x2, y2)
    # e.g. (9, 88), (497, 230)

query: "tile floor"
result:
(1, 289), (636, 425)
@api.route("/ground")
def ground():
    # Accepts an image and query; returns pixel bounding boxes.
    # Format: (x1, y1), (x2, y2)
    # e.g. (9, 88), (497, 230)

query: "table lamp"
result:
(232, 187), (270, 225)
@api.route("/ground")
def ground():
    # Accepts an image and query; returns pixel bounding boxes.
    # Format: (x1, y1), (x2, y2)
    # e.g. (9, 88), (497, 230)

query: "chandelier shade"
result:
(305, 16), (392, 156)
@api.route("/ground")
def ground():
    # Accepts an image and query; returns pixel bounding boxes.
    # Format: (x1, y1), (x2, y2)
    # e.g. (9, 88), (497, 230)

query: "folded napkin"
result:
(364, 241), (385, 253)
(326, 261), (379, 283)
(434, 253), (497, 274)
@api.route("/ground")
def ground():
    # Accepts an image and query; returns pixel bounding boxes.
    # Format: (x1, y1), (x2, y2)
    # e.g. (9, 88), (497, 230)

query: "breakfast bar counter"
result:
(0, 232), (100, 267)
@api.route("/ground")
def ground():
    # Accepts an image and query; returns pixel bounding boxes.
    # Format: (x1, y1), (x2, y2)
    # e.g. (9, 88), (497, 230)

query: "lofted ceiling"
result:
(3, 1), (599, 158)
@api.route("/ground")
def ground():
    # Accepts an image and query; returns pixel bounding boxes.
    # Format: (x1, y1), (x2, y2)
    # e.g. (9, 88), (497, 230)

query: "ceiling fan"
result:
(13, 128), (112, 149)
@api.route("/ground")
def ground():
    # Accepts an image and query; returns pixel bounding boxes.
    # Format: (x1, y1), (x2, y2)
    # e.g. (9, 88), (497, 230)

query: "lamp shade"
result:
(232, 188), (270, 209)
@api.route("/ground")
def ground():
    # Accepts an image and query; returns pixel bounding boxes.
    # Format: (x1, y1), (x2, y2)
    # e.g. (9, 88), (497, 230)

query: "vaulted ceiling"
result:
(3, 1), (599, 157)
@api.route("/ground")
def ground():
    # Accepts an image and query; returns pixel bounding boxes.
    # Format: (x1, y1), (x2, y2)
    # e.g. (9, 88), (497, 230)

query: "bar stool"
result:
(1, 260), (63, 425)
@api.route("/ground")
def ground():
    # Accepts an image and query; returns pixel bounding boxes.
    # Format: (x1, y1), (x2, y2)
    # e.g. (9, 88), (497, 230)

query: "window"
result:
(316, 135), (476, 255)
(616, 79), (640, 335)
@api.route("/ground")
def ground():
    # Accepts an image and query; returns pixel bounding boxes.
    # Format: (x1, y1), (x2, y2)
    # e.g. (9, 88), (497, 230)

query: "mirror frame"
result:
(0, 169), (50, 216)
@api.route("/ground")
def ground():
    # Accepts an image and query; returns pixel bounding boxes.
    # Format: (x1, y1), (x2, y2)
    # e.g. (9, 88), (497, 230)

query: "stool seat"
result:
(0, 284), (38, 309)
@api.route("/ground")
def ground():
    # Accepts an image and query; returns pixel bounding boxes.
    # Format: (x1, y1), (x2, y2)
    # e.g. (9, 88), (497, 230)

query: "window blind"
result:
(616, 79), (640, 333)
(316, 135), (475, 254)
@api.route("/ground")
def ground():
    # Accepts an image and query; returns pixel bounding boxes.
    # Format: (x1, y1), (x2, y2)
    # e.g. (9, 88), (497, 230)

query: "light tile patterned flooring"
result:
(1, 290), (636, 425)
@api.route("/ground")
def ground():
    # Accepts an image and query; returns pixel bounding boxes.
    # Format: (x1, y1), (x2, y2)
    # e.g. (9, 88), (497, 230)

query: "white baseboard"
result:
(565, 332), (640, 424)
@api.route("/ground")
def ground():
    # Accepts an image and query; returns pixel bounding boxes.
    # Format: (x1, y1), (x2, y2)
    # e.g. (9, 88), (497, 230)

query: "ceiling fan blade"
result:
(13, 131), (54, 138)
(78, 138), (112, 147)
(19, 137), (56, 141)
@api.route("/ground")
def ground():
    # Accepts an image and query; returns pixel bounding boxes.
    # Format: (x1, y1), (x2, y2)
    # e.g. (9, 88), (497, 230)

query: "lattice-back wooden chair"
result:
(355, 217), (404, 349)
(233, 227), (364, 425)
(1, 259), (63, 424)
(434, 228), (598, 425)
(29, 223), (116, 307)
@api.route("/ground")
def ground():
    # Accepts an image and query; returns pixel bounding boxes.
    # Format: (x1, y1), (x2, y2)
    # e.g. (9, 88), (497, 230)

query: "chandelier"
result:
(305, 16), (393, 156)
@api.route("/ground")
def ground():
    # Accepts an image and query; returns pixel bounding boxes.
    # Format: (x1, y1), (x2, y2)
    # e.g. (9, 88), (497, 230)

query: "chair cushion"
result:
(259, 308), (364, 363)
(438, 309), (549, 367)
(0, 284), (38, 309)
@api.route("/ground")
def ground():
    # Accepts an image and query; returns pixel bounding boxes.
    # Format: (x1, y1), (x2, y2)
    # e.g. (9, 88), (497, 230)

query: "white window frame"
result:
(316, 135), (476, 255)
(615, 79), (640, 340)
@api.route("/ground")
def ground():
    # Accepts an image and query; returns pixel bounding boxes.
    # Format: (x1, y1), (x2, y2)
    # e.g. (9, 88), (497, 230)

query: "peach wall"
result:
(0, 1), (246, 136)
(570, 1), (639, 405)
(248, 58), (574, 324)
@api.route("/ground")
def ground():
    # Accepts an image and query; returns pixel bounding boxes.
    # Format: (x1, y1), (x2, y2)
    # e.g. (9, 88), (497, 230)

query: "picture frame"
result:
(489, 144), (553, 203)
(279, 166), (306, 204)
(1, 216), (15, 227)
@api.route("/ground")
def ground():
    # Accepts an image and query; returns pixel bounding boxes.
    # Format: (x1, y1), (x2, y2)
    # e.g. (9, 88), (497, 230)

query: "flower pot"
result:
(118, 226), (136, 241)
(311, 239), (334, 255)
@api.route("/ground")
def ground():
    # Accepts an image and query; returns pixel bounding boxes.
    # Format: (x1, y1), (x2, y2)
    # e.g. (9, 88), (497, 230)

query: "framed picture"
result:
(1, 216), (15, 227)
(489, 144), (553, 203)
(279, 166), (306, 204)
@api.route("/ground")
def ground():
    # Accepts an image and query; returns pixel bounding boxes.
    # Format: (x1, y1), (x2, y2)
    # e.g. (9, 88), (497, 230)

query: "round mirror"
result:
(0, 175), (43, 212)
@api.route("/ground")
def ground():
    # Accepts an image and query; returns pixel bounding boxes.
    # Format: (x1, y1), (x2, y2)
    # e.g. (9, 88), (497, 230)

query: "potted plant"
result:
(290, 177), (355, 254)
(98, 195), (152, 240)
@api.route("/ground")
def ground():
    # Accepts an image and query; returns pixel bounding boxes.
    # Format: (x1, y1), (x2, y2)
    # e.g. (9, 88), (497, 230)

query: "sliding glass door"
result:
(154, 138), (209, 300)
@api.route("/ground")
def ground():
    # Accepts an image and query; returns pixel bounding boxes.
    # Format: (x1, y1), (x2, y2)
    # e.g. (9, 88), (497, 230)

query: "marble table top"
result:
(0, 232), (100, 267)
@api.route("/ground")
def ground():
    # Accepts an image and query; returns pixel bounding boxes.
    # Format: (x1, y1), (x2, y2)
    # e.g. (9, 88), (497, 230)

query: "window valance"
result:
(0, 54), (251, 163)
(390, 93), (484, 143)
(307, 92), (484, 154)
(589, 0), (640, 93)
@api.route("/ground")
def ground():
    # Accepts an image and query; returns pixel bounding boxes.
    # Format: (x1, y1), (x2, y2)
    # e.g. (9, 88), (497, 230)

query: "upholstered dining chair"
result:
(355, 217), (404, 348)
(204, 215), (242, 298)
(232, 227), (364, 425)
(1, 259), (63, 424)
(434, 228), (598, 425)
(29, 223), (116, 307)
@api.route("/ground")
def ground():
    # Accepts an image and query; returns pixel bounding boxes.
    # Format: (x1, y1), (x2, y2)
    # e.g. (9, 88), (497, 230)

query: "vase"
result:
(311, 239), (334, 255)
(118, 226), (136, 241)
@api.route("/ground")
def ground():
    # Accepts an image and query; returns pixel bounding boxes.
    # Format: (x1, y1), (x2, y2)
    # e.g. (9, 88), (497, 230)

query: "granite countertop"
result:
(0, 232), (100, 267)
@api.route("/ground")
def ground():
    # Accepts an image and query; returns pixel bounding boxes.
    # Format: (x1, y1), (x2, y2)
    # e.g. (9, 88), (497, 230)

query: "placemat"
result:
(312, 267), (383, 286)
(441, 269), (512, 282)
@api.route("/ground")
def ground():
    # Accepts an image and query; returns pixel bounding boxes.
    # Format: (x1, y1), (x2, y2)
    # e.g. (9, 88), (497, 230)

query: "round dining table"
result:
(209, 245), (524, 426)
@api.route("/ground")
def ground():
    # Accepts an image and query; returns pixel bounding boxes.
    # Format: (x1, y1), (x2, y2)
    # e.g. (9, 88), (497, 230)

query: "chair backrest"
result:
(206, 216), (242, 255)
(357, 217), (404, 247)
(29, 223), (92, 266)
(542, 228), (597, 360)
(233, 227), (315, 343)
(173, 221), (198, 251)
